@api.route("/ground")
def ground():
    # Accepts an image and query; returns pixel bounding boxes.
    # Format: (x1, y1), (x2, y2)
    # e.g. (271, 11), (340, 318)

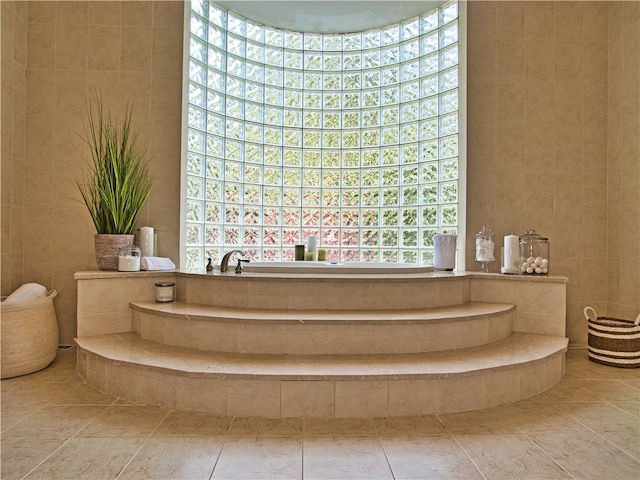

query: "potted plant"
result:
(76, 93), (153, 270)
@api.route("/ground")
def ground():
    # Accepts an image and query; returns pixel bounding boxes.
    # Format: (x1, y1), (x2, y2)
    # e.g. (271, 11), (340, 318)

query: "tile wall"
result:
(1, 1), (638, 345)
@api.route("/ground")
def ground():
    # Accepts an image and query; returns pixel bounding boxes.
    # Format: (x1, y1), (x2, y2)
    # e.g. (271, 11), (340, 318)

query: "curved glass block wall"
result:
(184, 0), (463, 270)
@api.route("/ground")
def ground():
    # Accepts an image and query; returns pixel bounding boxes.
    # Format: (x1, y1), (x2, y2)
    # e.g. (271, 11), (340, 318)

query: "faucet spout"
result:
(220, 249), (246, 273)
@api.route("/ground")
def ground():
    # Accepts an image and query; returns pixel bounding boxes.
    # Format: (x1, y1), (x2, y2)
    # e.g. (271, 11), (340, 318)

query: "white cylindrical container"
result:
(154, 282), (175, 302)
(307, 235), (318, 261)
(139, 226), (154, 258)
(433, 233), (457, 271)
(501, 234), (520, 274)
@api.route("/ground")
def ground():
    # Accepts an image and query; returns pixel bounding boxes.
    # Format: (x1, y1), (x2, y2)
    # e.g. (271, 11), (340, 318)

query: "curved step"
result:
(75, 332), (568, 417)
(130, 301), (515, 355)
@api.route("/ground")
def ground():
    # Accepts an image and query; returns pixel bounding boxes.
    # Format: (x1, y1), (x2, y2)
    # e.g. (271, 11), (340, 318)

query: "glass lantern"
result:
(475, 224), (496, 272)
(519, 229), (549, 275)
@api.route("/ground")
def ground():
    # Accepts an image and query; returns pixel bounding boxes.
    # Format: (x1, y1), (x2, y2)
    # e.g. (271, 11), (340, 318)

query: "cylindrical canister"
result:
(154, 282), (175, 302)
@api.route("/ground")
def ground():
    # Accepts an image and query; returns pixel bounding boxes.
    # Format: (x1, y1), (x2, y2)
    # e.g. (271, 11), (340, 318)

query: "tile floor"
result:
(1, 347), (638, 480)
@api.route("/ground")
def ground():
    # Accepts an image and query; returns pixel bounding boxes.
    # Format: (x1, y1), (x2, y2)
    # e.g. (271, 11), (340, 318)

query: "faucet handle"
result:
(235, 258), (250, 274)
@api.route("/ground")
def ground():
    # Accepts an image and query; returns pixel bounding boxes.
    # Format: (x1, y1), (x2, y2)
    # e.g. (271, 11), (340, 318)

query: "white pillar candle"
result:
(307, 235), (318, 261)
(139, 226), (154, 258)
(501, 234), (520, 274)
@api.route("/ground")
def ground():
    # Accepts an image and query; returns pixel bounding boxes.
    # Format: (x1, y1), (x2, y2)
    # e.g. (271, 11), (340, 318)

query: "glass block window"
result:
(184, 0), (463, 270)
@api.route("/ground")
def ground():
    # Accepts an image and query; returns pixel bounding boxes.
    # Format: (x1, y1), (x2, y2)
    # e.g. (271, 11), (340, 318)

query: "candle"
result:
(501, 234), (520, 274)
(317, 248), (326, 261)
(307, 235), (318, 261)
(140, 226), (154, 258)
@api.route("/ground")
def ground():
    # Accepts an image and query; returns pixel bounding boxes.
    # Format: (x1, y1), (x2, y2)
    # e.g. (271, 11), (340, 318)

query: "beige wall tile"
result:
(281, 380), (334, 417)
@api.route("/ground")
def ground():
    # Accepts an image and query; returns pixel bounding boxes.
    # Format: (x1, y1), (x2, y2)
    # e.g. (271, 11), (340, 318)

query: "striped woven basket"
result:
(585, 307), (640, 368)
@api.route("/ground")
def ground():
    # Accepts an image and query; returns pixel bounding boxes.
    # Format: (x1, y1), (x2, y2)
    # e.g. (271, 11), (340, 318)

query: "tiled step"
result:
(75, 332), (568, 417)
(130, 301), (515, 355)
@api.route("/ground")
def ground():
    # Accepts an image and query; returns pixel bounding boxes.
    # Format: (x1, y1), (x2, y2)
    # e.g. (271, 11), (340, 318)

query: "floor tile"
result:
(212, 436), (302, 479)
(303, 436), (393, 479)
(77, 405), (169, 438)
(119, 436), (224, 479)
(153, 411), (233, 437)
(228, 416), (303, 436)
(0, 436), (66, 480)
(2, 405), (105, 439)
(373, 415), (446, 436)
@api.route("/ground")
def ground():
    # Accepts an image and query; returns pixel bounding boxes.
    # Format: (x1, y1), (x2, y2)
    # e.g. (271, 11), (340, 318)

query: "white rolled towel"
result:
(434, 234), (457, 270)
(3, 283), (48, 304)
(140, 257), (176, 271)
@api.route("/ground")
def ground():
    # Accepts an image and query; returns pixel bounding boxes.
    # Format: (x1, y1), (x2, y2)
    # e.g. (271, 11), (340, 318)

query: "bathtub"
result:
(240, 261), (435, 274)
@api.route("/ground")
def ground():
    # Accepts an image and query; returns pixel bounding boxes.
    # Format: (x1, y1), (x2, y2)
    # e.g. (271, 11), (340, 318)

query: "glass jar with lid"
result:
(475, 224), (496, 272)
(519, 229), (549, 275)
(118, 244), (141, 272)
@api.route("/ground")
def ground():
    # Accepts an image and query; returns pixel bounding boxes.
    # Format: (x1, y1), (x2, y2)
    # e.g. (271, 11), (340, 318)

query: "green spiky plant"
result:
(76, 93), (153, 234)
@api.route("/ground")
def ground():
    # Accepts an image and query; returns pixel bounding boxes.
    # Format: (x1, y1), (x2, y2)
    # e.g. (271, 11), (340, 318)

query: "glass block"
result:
(263, 187), (280, 205)
(402, 165), (419, 184)
(187, 176), (203, 200)
(284, 109), (301, 127)
(206, 159), (223, 180)
(282, 208), (300, 226)
(324, 54), (341, 70)
(264, 127), (282, 145)
(226, 98), (244, 119)
(342, 190), (359, 206)
(422, 229), (436, 248)
(363, 30), (380, 49)
(363, 91), (380, 107)
(363, 71), (380, 88)
(322, 112), (341, 129)
(263, 228), (280, 245)
(226, 35), (245, 56)
(402, 18), (420, 40)
(363, 51), (380, 68)
(422, 163), (438, 184)
(302, 209), (320, 226)
(440, 182), (458, 202)
(189, 106), (206, 130)
(401, 144), (418, 163)
(187, 153), (204, 176)
(362, 230), (378, 246)
(402, 187), (418, 206)
(323, 34), (342, 51)
(188, 59), (204, 84)
(381, 46), (399, 66)
(265, 27), (283, 47)
(303, 170), (320, 187)
(383, 66), (399, 86)
(207, 25), (225, 48)
(283, 149), (301, 166)
(323, 132), (340, 149)
(362, 189), (379, 206)
(226, 75), (244, 96)
(245, 124), (263, 143)
(284, 72), (302, 90)
(342, 210), (359, 227)
(383, 107), (399, 125)
(382, 168), (399, 185)
(422, 140), (438, 161)
(439, 67), (458, 91)
(441, 205), (457, 225)
(382, 87), (399, 105)
(439, 112), (458, 135)
(283, 189), (300, 206)
(304, 53), (322, 70)
(324, 74), (341, 90)
(382, 229), (398, 246)
(246, 21), (264, 42)
(322, 189), (339, 206)
(401, 124), (418, 143)
(362, 209), (379, 227)
(382, 209), (398, 226)
(186, 222), (203, 242)
(264, 107), (283, 125)
(323, 93), (340, 109)
(205, 224), (220, 243)
(283, 168), (301, 186)
(382, 25), (400, 45)
(440, 21), (458, 48)
(225, 140), (242, 160)
(304, 73), (321, 90)
(245, 143), (263, 162)
(421, 119), (438, 140)
(342, 150), (360, 168)
(264, 147), (282, 164)
(402, 228), (418, 246)
(244, 185), (261, 204)
(264, 87), (283, 106)
(246, 42), (264, 62)
(321, 152), (339, 168)
(363, 110), (379, 127)
(402, 81), (420, 102)
(363, 130), (380, 147)
(265, 67), (283, 86)
(207, 69), (224, 91)
(402, 61), (420, 82)
(421, 96), (439, 117)
(322, 229), (340, 245)
(265, 47), (283, 66)
(304, 94), (321, 110)
(401, 40), (419, 61)
(439, 135), (458, 158)
(343, 132), (360, 148)
(285, 51), (303, 69)
(205, 134), (222, 155)
(322, 209), (339, 226)
(284, 90), (302, 108)
(343, 53), (361, 70)
(421, 11), (439, 33)
(244, 227), (260, 244)
(263, 167), (280, 185)
(245, 62), (264, 82)
(342, 170), (360, 187)
(382, 127), (399, 145)
(342, 112), (360, 128)
(283, 228), (300, 244)
(382, 148), (399, 165)
(343, 73), (361, 90)
(303, 131), (320, 148)
(189, 83), (206, 107)
(206, 180), (222, 203)
(440, 89), (458, 113)
(284, 129), (302, 147)
(304, 33), (322, 50)
(362, 169), (379, 186)
(285, 31), (303, 49)
(383, 188), (399, 206)
(302, 189), (320, 206)
(303, 151), (321, 168)
(421, 32), (439, 55)
(244, 164), (262, 183)
(227, 12), (245, 35)
(245, 82), (263, 103)
(440, 45), (458, 70)
(343, 92), (360, 109)
(205, 46), (223, 69)
(263, 207), (280, 224)
(422, 206), (437, 225)
(344, 33), (361, 50)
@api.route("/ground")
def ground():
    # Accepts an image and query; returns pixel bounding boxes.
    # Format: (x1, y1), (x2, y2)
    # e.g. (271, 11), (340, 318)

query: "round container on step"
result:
(519, 229), (550, 275)
(155, 282), (175, 302)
